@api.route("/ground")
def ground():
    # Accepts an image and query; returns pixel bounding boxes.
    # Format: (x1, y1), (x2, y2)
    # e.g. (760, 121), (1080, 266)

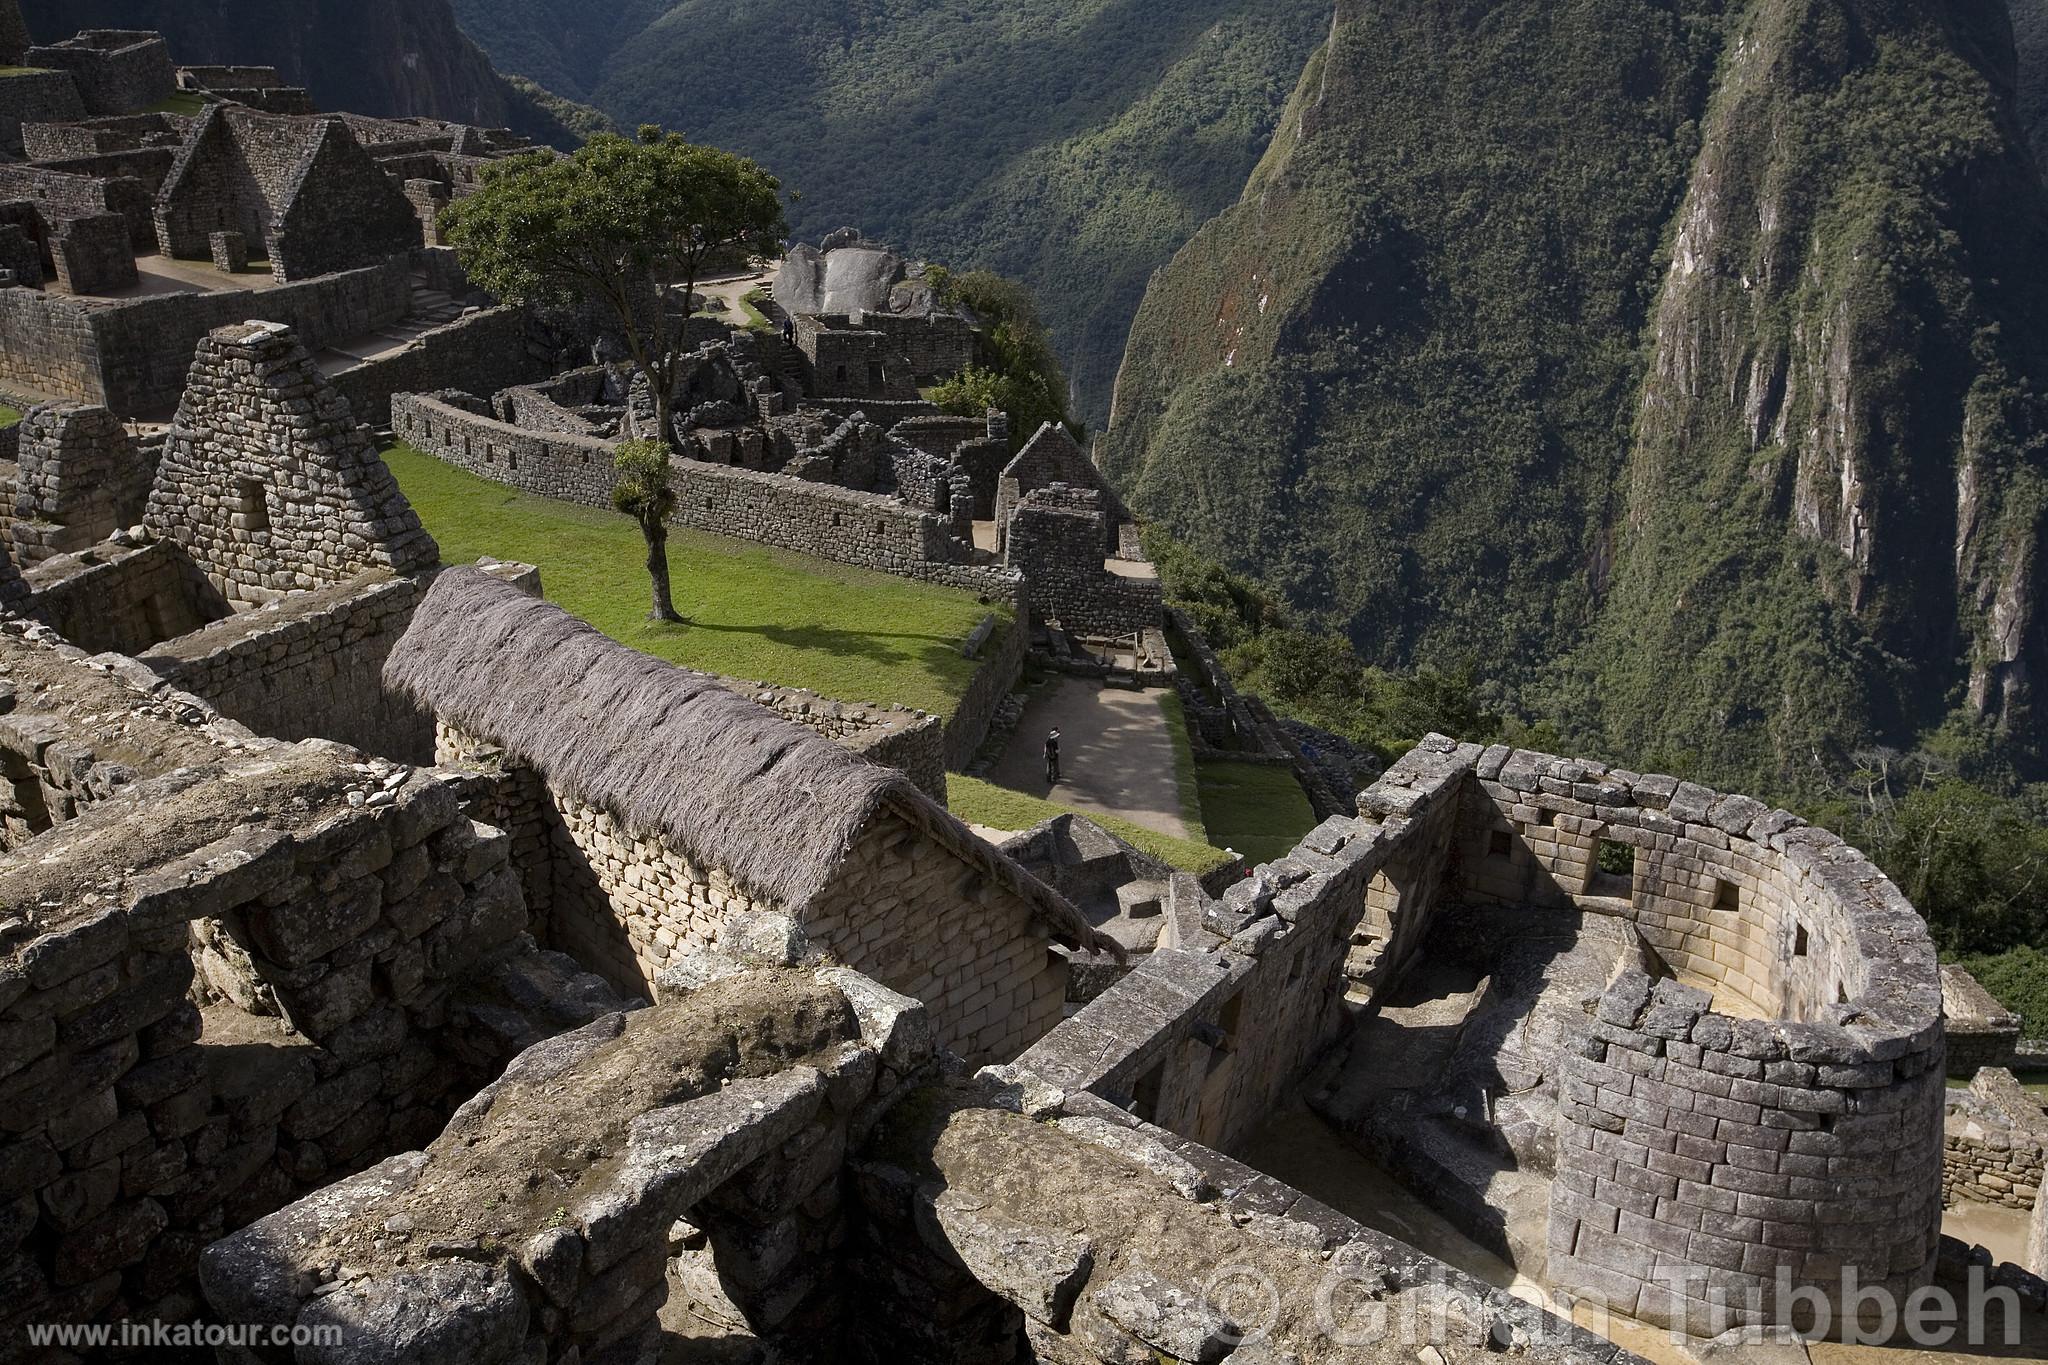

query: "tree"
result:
(442, 127), (788, 449)
(613, 440), (681, 622)
(926, 266), (1072, 445)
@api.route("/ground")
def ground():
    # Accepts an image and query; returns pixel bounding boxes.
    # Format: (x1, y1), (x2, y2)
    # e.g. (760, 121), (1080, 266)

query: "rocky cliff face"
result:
(1103, 0), (2048, 790)
(19, 0), (601, 143)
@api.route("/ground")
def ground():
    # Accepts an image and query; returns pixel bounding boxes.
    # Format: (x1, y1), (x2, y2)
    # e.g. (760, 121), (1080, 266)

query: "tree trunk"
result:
(653, 382), (678, 453)
(643, 517), (680, 622)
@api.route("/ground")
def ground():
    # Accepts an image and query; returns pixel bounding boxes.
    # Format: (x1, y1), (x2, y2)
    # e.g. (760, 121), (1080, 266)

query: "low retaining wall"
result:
(944, 609), (1026, 771)
(328, 306), (545, 428)
(1944, 1069), (2047, 1211)
(389, 392), (1022, 602)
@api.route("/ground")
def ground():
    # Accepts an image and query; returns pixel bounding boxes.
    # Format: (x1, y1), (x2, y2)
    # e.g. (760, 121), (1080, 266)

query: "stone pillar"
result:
(208, 229), (248, 274)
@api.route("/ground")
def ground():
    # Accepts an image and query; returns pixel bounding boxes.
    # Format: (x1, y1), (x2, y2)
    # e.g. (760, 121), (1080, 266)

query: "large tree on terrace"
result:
(442, 126), (787, 450)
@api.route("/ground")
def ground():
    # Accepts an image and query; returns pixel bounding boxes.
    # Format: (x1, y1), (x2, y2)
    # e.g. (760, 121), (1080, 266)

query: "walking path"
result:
(987, 677), (1189, 839)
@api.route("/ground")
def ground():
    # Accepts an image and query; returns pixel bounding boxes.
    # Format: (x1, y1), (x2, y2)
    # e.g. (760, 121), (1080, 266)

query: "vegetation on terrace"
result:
(947, 775), (1235, 879)
(381, 442), (1007, 719)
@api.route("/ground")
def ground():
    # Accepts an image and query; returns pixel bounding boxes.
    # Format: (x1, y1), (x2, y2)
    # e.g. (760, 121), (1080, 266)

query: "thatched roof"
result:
(386, 568), (1112, 954)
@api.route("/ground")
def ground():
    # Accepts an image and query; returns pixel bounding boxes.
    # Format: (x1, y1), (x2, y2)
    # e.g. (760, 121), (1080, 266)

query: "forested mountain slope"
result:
(1101, 0), (2048, 794)
(448, 0), (1332, 425)
(2017, 0), (2048, 162)
(20, 0), (606, 148)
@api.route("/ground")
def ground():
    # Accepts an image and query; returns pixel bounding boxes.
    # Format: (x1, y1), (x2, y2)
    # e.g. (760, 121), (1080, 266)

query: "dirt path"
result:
(696, 262), (780, 322)
(987, 677), (1190, 840)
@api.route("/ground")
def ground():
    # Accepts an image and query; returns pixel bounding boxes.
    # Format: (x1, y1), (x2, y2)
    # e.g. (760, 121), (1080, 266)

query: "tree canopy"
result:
(442, 128), (788, 444)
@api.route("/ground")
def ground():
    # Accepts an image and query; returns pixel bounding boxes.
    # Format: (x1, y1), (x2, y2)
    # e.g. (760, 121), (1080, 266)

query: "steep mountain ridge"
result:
(1103, 0), (2048, 792)
(20, 0), (606, 147)
(448, 0), (1333, 425)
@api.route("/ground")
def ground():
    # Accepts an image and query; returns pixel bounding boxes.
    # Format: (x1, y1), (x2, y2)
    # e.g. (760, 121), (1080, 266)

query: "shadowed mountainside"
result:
(1100, 0), (2048, 795)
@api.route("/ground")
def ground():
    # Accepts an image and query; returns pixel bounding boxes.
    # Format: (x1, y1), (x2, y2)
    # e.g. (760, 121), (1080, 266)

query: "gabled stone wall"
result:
(23, 32), (175, 117)
(145, 322), (436, 606)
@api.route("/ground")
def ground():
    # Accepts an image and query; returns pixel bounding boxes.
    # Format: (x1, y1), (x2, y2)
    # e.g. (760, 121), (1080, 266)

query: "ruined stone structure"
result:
(385, 568), (1104, 1061)
(390, 389), (1022, 602)
(1943, 1068), (2046, 1212)
(155, 104), (422, 283)
(22, 31), (175, 118)
(196, 911), (1642, 1365)
(145, 321), (437, 605)
(0, 621), (628, 1352)
(1, 401), (151, 565)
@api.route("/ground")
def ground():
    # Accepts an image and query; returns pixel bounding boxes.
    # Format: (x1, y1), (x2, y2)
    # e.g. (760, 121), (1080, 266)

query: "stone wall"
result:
(0, 71), (86, 157)
(391, 392), (1022, 602)
(326, 306), (544, 428)
(48, 212), (136, 295)
(1942, 964), (2022, 1075)
(21, 537), (220, 656)
(4, 403), (152, 566)
(1004, 485), (1160, 637)
(202, 962), (916, 1365)
(0, 632), (626, 1348)
(0, 258), (413, 416)
(144, 322), (437, 605)
(457, 753), (1063, 1061)
(1943, 1069), (2046, 1211)
(718, 678), (946, 802)
(138, 571), (434, 762)
(1453, 749), (1947, 1334)
(24, 32), (175, 117)
(1013, 740), (1473, 1153)
(0, 162), (156, 251)
(945, 608), (1026, 771)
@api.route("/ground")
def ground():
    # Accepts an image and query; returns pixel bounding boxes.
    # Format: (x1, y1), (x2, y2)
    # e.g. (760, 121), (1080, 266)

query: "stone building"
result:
(154, 103), (423, 282)
(383, 567), (1111, 1061)
(1, 401), (152, 565)
(22, 30), (175, 117)
(144, 320), (437, 605)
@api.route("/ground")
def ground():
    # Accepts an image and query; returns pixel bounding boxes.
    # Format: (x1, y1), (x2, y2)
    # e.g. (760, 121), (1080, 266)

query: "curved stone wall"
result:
(1459, 747), (1945, 1335)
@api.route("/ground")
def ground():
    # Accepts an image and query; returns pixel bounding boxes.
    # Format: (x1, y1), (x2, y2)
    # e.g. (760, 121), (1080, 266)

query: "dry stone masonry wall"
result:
(0, 626), (626, 1351)
(391, 390), (1022, 602)
(1456, 747), (1946, 1335)
(4, 402), (153, 566)
(145, 321), (436, 606)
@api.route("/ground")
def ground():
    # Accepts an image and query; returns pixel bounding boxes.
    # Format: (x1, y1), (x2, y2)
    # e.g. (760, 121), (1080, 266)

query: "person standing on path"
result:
(1044, 728), (1062, 785)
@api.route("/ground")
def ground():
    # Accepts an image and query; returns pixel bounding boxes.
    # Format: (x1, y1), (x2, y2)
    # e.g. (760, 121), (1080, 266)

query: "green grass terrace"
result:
(381, 442), (1010, 720)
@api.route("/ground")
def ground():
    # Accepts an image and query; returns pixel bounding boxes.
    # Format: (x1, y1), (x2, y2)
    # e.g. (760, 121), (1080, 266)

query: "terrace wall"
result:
(390, 392), (1022, 602)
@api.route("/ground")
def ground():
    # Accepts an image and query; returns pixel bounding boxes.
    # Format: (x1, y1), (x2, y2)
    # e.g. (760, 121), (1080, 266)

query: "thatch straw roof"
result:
(386, 568), (1112, 955)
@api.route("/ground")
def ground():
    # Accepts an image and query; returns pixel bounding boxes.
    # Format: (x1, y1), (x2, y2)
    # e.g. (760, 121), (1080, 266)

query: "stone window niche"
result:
(1206, 991), (1244, 1075)
(1129, 1058), (1165, 1125)
(1713, 878), (1739, 912)
(1487, 828), (1513, 859)
(234, 477), (269, 532)
(1794, 922), (1810, 957)
(1588, 837), (1634, 898)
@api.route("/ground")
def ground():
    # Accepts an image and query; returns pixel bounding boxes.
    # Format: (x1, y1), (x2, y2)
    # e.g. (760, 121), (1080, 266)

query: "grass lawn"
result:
(147, 91), (210, 115)
(737, 289), (775, 332)
(948, 774), (1236, 877)
(0, 405), (20, 429)
(382, 442), (1009, 718)
(1157, 691), (1209, 842)
(1196, 761), (1319, 865)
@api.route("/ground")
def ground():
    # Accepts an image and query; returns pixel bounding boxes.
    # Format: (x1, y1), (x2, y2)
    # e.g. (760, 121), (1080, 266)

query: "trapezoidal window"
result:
(1488, 829), (1513, 859)
(867, 360), (886, 390)
(1713, 879), (1739, 912)
(1793, 923), (1810, 958)
(1588, 838), (1634, 898)
(1129, 1059), (1164, 1125)
(234, 478), (269, 532)
(1206, 992), (1244, 1076)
